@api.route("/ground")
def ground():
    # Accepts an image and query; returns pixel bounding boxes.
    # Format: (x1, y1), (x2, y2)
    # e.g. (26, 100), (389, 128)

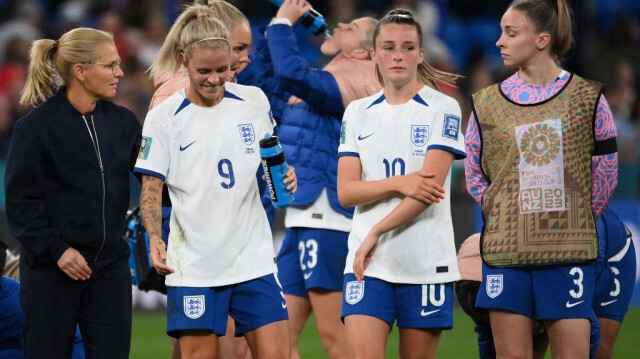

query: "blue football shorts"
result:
(166, 273), (288, 338)
(276, 227), (348, 297)
(341, 274), (454, 330)
(477, 261), (597, 321)
(594, 238), (636, 322)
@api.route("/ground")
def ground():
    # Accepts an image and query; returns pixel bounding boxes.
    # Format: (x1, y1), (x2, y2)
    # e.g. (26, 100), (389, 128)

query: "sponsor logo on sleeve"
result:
(138, 136), (152, 160)
(442, 114), (460, 140)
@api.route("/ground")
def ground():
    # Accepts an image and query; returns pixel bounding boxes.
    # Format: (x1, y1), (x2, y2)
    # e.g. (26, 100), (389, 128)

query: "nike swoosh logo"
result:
(420, 309), (441, 316)
(565, 300), (584, 308)
(357, 133), (374, 141)
(303, 271), (313, 280)
(600, 299), (618, 307)
(281, 302), (287, 309)
(179, 140), (197, 151)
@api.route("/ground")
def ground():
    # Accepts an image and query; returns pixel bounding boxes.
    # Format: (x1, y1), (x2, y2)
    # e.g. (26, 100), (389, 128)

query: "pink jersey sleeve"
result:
(464, 113), (488, 204)
(591, 95), (618, 219)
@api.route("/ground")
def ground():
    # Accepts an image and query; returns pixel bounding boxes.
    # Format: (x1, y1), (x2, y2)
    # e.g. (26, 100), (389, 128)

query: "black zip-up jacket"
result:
(5, 88), (142, 270)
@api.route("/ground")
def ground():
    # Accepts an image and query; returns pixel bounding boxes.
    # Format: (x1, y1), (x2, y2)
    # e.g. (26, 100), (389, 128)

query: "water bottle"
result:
(125, 211), (139, 286)
(267, 0), (331, 38)
(260, 133), (294, 208)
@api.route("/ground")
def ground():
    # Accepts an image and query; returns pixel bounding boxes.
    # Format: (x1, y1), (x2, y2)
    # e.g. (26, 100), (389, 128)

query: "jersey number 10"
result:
(383, 158), (406, 178)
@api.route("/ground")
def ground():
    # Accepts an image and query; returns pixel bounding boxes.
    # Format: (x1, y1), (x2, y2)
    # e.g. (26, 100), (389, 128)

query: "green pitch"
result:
(130, 307), (640, 358)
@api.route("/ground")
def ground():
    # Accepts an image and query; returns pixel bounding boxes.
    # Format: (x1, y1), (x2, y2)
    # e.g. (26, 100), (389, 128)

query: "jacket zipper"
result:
(82, 115), (107, 262)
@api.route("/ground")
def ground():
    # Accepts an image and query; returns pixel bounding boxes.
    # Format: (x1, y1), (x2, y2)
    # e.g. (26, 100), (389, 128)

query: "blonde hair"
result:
(20, 28), (114, 105)
(509, 0), (574, 60)
(148, 4), (230, 82)
(3, 250), (20, 280)
(193, 0), (248, 29)
(359, 17), (379, 56)
(372, 9), (461, 89)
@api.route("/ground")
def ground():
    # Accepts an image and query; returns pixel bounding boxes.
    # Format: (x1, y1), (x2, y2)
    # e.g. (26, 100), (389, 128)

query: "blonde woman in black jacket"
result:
(5, 27), (141, 359)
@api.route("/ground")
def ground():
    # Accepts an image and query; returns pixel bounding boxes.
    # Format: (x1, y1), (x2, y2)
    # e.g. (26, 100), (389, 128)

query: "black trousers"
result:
(20, 256), (132, 359)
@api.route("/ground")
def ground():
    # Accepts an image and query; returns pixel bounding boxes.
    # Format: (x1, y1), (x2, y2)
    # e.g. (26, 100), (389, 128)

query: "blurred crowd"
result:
(0, 0), (638, 200)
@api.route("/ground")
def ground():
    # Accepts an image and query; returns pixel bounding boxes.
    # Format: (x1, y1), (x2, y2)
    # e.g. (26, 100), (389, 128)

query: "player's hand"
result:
(149, 235), (174, 276)
(57, 247), (91, 280)
(276, 0), (312, 26)
(353, 230), (380, 281)
(396, 170), (445, 205)
(283, 165), (297, 194)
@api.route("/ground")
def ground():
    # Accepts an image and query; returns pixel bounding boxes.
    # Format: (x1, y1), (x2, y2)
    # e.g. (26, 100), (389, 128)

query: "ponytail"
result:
(20, 39), (58, 105)
(509, 0), (574, 60)
(20, 28), (113, 105)
(148, 4), (230, 82)
(192, 0), (248, 30)
(553, 0), (573, 57)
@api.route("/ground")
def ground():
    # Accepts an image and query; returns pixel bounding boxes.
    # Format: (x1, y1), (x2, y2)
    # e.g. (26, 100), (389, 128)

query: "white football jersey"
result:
(338, 86), (465, 284)
(134, 82), (277, 287)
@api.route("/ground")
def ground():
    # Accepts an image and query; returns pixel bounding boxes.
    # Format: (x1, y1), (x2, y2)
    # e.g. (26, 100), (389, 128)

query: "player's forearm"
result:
(337, 175), (402, 208)
(370, 197), (429, 237)
(140, 175), (164, 239)
(372, 150), (454, 236)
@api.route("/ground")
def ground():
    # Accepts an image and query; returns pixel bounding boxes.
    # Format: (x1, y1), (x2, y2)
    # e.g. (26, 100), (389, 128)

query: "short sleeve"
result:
(337, 102), (359, 158)
(133, 109), (170, 181)
(260, 89), (276, 134)
(427, 99), (466, 159)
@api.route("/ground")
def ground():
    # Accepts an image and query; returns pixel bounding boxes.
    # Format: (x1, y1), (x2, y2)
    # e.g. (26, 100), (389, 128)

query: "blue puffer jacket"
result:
(263, 24), (352, 217)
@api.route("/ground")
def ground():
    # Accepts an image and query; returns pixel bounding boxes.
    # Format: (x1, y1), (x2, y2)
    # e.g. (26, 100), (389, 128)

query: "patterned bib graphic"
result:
(515, 119), (565, 213)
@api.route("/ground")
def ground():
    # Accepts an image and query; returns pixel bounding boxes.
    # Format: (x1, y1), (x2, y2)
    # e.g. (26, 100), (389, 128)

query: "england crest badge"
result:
(486, 274), (503, 298)
(184, 295), (205, 319)
(238, 124), (255, 146)
(345, 280), (365, 305)
(411, 125), (429, 147)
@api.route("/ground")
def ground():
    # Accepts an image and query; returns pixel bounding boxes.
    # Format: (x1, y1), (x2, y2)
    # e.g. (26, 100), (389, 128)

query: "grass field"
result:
(131, 307), (640, 358)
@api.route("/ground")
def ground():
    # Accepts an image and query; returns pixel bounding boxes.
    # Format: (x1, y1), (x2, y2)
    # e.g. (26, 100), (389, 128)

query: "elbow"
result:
(338, 198), (353, 208)
(337, 188), (354, 208)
